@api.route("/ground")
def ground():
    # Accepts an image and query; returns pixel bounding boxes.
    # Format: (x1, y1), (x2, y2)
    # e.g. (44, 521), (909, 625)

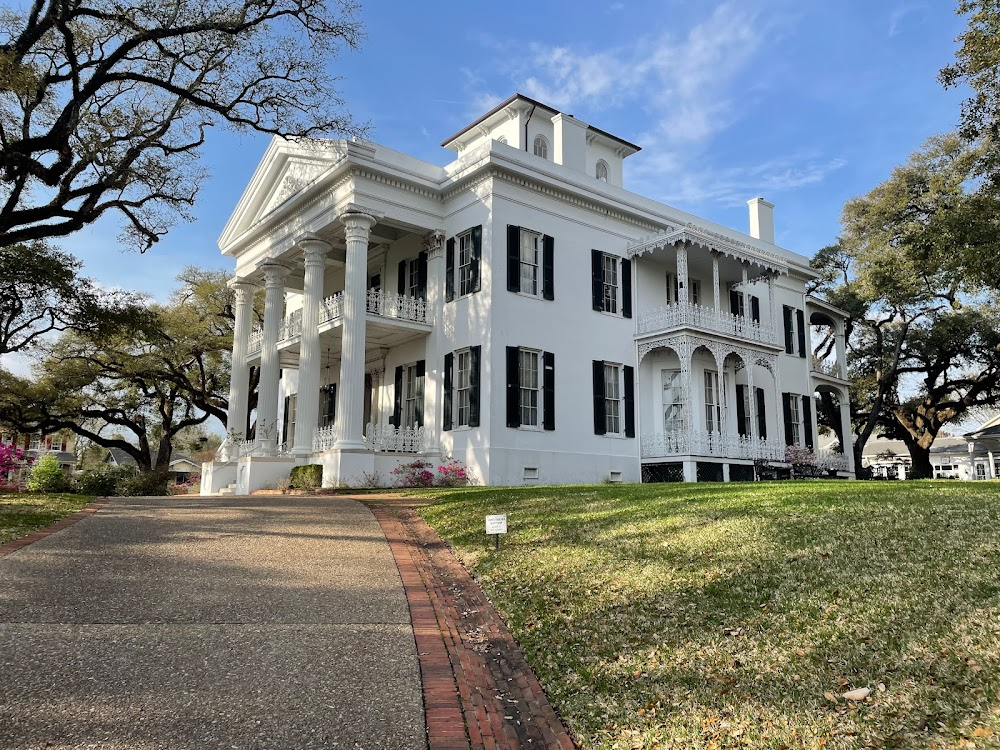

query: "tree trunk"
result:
(906, 443), (934, 479)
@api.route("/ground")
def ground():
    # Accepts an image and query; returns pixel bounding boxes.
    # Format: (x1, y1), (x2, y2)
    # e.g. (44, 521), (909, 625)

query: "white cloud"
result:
(888, 2), (926, 37)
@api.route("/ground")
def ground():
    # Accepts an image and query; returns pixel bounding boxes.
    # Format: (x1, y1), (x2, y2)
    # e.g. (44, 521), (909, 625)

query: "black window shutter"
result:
(442, 352), (453, 431)
(730, 289), (741, 316)
(542, 235), (555, 300)
(802, 395), (813, 450)
(591, 249), (603, 311)
(735, 384), (747, 436)
(507, 225), (520, 292)
(415, 360), (425, 427)
(506, 347), (520, 428)
(417, 251), (428, 299)
(445, 238), (455, 302)
(469, 345), (481, 428)
(750, 295), (760, 323)
(397, 260), (407, 295)
(755, 387), (767, 439)
(621, 258), (632, 318)
(623, 365), (635, 438)
(471, 225), (483, 293)
(782, 392), (794, 446)
(282, 395), (290, 444)
(783, 306), (794, 354)
(592, 360), (606, 435)
(542, 351), (555, 431)
(796, 308), (807, 358)
(393, 366), (403, 427)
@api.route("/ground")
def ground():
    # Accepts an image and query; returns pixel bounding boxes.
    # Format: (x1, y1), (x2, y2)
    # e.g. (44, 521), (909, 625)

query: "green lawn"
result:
(0, 493), (95, 544)
(420, 481), (1000, 749)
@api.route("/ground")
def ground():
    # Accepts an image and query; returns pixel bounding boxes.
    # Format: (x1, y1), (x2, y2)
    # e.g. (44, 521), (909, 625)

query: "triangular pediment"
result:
(219, 136), (349, 252)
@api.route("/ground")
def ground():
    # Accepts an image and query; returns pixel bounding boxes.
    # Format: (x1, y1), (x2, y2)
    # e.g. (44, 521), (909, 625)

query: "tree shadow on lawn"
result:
(424, 481), (1000, 747)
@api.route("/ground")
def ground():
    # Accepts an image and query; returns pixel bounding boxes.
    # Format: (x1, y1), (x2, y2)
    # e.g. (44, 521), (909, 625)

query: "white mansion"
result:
(201, 94), (853, 494)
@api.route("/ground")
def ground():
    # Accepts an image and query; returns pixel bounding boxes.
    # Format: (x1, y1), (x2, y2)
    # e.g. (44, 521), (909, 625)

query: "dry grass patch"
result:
(420, 481), (1000, 749)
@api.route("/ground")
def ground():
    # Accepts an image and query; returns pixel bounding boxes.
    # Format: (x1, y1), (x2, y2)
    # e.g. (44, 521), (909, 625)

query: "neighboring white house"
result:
(201, 94), (853, 494)
(965, 413), (1000, 480)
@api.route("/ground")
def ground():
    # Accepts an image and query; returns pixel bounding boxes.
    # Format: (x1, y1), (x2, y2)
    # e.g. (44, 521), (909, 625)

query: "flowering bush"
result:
(436, 458), (469, 487)
(0, 441), (33, 487)
(785, 444), (819, 478)
(391, 459), (435, 488)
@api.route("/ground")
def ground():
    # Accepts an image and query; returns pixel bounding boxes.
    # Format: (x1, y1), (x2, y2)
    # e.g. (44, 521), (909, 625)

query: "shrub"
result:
(76, 466), (134, 496)
(116, 471), (170, 497)
(436, 457), (470, 487)
(290, 464), (323, 489)
(391, 459), (435, 488)
(27, 454), (70, 493)
(785, 444), (820, 478)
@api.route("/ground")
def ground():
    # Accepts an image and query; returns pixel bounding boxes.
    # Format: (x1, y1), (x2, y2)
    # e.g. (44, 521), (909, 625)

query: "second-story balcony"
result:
(247, 289), (430, 357)
(636, 301), (778, 346)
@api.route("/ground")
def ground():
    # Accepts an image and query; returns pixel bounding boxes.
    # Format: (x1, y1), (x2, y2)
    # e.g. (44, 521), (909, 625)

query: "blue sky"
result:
(63, 0), (969, 301)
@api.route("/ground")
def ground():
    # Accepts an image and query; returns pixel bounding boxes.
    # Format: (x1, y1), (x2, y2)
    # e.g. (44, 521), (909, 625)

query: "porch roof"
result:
(626, 224), (789, 275)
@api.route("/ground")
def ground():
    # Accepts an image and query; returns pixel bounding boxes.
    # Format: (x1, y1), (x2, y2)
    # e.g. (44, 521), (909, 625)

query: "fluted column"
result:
(293, 235), (331, 455)
(258, 262), (289, 455)
(227, 278), (257, 440)
(335, 207), (380, 449)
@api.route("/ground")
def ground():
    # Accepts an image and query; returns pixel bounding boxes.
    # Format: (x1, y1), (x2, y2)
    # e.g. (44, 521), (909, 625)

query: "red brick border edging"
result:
(0, 498), (110, 557)
(368, 501), (575, 750)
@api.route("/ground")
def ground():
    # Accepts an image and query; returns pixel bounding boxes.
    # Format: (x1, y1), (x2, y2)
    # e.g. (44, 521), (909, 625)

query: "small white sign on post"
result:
(485, 514), (507, 535)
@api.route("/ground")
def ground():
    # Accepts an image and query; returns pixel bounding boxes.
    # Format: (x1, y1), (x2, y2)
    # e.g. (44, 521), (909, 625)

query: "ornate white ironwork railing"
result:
(636, 302), (776, 345)
(247, 328), (263, 356)
(363, 422), (425, 453)
(815, 449), (849, 472)
(641, 430), (785, 461)
(366, 289), (429, 324)
(811, 356), (844, 378)
(313, 424), (339, 452)
(278, 309), (302, 341)
(319, 293), (343, 323)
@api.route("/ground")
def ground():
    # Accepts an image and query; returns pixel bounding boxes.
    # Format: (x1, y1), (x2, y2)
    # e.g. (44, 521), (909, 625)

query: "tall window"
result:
(666, 274), (700, 305)
(602, 253), (619, 314)
(29, 433), (41, 451)
(519, 349), (540, 427)
(404, 364), (423, 428)
(741, 385), (752, 436)
(456, 350), (472, 427)
(458, 230), (475, 296)
(519, 230), (540, 296)
(407, 259), (420, 298)
(976, 463), (987, 480)
(604, 363), (622, 434)
(788, 395), (802, 445)
(533, 135), (548, 159)
(596, 160), (609, 181)
(704, 371), (722, 432)
(662, 370), (683, 433)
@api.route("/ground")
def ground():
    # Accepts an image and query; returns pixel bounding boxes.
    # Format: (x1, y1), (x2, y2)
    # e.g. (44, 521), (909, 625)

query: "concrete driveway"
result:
(0, 496), (425, 750)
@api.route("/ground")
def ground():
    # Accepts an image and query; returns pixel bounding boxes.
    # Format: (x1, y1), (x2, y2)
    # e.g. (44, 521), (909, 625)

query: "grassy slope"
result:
(0, 493), (95, 544)
(420, 481), (1000, 749)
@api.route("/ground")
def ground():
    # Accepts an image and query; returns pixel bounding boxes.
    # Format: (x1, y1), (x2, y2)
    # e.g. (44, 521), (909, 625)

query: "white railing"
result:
(811, 356), (844, 378)
(641, 429), (785, 461)
(366, 289), (429, 324)
(320, 293), (343, 323)
(278, 309), (302, 341)
(815, 449), (849, 472)
(248, 328), (263, 356)
(364, 422), (425, 453)
(637, 302), (776, 345)
(313, 424), (339, 452)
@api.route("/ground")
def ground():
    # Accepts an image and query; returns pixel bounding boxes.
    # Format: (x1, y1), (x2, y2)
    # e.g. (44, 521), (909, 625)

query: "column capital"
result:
(261, 261), (290, 288)
(228, 276), (257, 291)
(295, 233), (332, 265)
(340, 203), (383, 228)
(423, 229), (446, 258)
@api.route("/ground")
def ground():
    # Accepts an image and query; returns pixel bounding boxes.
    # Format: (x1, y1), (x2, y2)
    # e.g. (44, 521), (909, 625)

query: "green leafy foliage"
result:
(25, 454), (67, 493)
(289, 464), (323, 490)
(114, 471), (169, 498)
(421, 482), (1000, 749)
(74, 466), (136, 496)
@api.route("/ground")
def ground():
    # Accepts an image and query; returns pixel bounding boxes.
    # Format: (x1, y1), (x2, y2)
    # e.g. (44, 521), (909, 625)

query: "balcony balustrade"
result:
(247, 290), (429, 356)
(641, 429), (786, 461)
(636, 302), (776, 345)
(811, 356), (844, 379)
(815, 449), (850, 472)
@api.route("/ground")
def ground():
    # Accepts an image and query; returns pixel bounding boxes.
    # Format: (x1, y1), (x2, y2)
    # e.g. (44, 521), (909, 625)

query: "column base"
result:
(682, 460), (698, 482)
(321, 448), (376, 488)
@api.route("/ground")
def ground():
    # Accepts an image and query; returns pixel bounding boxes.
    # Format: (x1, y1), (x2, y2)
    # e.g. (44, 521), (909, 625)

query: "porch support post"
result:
(834, 330), (848, 378)
(747, 361), (757, 441)
(676, 242), (689, 305)
(292, 235), (331, 456)
(840, 398), (855, 476)
(767, 272), (778, 345)
(227, 278), (256, 440)
(258, 262), (289, 455)
(988, 450), (996, 479)
(711, 251), (720, 312)
(335, 206), (379, 449)
(421, 230), (445, 455)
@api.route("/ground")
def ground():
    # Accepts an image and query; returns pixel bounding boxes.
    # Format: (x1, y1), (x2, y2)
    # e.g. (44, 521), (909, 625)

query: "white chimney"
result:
(747, 197), (775, 244)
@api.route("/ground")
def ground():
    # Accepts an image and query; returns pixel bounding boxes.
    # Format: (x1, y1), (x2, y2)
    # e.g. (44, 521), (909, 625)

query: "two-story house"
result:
(201, 94), (852, 494)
